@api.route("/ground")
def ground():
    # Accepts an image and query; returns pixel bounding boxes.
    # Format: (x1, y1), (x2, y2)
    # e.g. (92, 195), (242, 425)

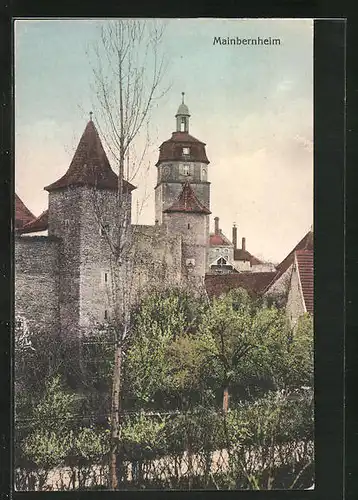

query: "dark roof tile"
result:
(19, 209), (48, 234)
(44, 120), (136, 193)
(157, 131), (209, 165)
(205, 272), (276, 298)
(15, 194), (36, 229)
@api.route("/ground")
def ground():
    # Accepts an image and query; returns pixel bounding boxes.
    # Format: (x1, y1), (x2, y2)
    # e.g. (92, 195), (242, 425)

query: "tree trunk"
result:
(223, 386), (229, 413)
(110, 341), (122, 489)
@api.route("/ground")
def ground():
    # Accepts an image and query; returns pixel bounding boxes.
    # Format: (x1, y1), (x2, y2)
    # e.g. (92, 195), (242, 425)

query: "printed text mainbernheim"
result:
(213, 36), (281, 46)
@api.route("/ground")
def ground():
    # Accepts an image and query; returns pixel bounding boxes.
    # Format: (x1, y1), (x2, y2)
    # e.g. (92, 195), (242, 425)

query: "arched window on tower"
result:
(180, 117), (186, 132)
(182, 164), (190, 176)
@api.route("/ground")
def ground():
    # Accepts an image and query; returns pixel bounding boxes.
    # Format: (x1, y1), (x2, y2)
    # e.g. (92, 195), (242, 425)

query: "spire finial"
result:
(89, 111), (93, 121)
(181, 92), (185, 104)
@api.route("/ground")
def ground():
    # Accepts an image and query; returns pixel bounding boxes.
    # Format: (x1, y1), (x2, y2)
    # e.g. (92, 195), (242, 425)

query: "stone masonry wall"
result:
(264, 265), (293, 298)
(130, 224), (182, 301)
(78, 187), (128, 330)
(15, 235), (60, 334)
(48, 189), (82, 335)
(286, 264), (306, 326)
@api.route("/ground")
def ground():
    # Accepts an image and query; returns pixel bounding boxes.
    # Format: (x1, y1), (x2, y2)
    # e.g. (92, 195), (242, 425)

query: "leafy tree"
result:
(198, 288), (279, 411)
(124, 287), (207, 408)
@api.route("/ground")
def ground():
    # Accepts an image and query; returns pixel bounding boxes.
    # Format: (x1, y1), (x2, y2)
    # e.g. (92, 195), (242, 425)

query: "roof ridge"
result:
(15, 193), (36, 229)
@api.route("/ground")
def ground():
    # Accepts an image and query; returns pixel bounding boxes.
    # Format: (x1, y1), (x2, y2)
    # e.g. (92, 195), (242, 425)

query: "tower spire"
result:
(175, 94), (190, 133)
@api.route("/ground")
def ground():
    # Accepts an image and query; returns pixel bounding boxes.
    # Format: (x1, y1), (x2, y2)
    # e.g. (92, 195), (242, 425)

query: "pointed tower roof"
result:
(15, 194), (36, 229)
(163, 181), (211, 215)
(44, 119), (136, 193)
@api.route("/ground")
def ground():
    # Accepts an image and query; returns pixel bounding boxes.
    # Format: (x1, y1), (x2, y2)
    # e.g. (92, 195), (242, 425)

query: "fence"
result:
(15, 405), (314, 491)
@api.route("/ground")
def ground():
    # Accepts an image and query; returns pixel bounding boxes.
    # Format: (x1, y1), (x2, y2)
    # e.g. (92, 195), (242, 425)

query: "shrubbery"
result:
(14, 287), (314, 490)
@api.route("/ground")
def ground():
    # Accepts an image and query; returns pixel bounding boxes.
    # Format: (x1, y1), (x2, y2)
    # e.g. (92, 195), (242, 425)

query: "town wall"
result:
(15, 235), (60, 335)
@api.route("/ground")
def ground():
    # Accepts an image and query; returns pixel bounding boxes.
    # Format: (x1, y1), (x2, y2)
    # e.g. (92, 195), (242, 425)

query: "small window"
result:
(187, 223), (191, 229)
(183, 147), (190, 155)
(100, 224), (109, 236)
(180, 118), (186, 132)
(101, 271), (110, 286)
(217, 257), (227, 266)
(64, 219), (69, 229)
(104, 310), (108, 320)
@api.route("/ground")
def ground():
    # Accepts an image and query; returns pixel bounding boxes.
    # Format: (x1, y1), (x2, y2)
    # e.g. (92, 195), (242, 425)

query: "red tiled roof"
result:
(263, 229), (313, 293)
(209, 232), (232, 246)
(19, 209), (48, 234)
(157, 131), (209, 165)
(164, 182), (211, 215)
(295, 249), (314, 314)
(44, 120), (136, 193)
(15, 194), (36, 229)
(234, 248), (263, 265)
(205, 272), (276, 298)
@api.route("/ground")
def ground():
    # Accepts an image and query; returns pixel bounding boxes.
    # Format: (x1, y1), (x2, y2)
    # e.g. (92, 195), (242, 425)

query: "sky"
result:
(15, 18), (313, 263)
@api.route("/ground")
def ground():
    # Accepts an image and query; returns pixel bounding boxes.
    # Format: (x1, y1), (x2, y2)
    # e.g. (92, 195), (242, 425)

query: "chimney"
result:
(232, 223), (237, 249)
(242, 237), (246, 252)
(214, 216), (219, 235)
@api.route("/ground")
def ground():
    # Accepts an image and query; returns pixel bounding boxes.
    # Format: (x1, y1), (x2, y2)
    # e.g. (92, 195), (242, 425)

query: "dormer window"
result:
(100, 224), (109, 236)
(217, 257), (228, 266)
(183, 147), (190, 156)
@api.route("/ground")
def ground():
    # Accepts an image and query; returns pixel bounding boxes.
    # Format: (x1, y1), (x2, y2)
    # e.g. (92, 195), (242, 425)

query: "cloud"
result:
(276, 79), (294, 93)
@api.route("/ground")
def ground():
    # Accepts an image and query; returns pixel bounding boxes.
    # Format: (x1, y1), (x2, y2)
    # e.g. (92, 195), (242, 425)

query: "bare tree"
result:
(88, 19), (169, 489)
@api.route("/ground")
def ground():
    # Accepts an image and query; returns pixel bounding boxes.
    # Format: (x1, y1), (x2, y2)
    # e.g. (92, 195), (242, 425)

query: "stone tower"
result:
(44, 117), (135, 334)
(155, 93), (211, 225)
(163, 181), (211, 281)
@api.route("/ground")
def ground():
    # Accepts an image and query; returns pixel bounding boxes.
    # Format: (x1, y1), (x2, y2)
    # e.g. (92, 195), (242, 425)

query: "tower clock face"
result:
(162, 165), (170, 179)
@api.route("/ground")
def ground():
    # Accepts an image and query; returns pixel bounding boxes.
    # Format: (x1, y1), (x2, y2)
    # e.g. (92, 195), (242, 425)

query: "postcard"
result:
(14, 18), (314, 491)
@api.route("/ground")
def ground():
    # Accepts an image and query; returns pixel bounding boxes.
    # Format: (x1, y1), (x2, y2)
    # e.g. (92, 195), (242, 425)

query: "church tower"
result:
(155, 93), (211, 225)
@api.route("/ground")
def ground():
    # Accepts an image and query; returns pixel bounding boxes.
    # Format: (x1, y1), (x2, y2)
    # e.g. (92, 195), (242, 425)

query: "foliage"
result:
(121, 412), (168, 459)
(124, 288), (208, 406)
(15, 287), (314, 490)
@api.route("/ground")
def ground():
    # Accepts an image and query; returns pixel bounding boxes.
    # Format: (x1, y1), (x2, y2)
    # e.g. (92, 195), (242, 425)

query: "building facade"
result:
(15, 98), (212, 335)
(15, 96), (313, 335)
